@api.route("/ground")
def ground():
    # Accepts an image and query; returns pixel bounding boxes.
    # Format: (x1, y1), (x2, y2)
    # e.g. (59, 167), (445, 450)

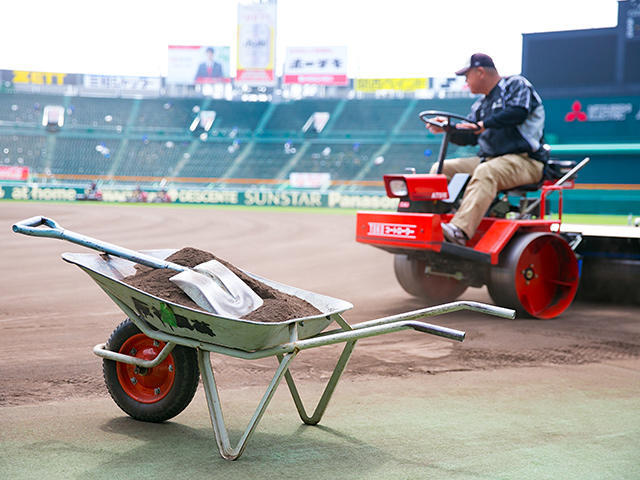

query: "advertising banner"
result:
(545, 96), (640, 143)
(289, 172), (331, 188)
(2, 70), (81, 86)
(2, 182), (638, 214)
(284, 47), (348, 85)
(167, 45), (231, 85)
(355, 78), (428, 92)
(236, 3), (277, 85)
(0, 183), (400, 209)
(0, 166), (29, 181)
(83, 75), (162, 91)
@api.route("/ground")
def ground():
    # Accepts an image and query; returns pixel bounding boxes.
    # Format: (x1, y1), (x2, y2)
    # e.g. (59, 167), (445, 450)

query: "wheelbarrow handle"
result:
(12, 216), (184, 272)
(12, 216), (63, 237)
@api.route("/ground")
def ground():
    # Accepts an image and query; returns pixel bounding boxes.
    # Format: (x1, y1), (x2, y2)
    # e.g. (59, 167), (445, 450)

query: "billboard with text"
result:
(236, 3), (277, 85)
(167, 45), (231, 85)
(355, 78), (429, 92)
(1, 70), (81, 86)
(0, 166), (29, 181)
(284, 47), (348, 85)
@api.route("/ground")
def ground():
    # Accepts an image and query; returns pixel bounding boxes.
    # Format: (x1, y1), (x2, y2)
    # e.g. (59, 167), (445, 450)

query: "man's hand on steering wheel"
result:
(425, 116), (448, 134)
(457, 120), (485, 134)
(419, 110), (482, 135)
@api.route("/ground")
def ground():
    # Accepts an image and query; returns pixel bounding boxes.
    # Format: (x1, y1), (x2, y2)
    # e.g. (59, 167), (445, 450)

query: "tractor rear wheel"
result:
(394, 254), (468, 303)
(488, 232), (579, 319)
(103, 319), (200, 422)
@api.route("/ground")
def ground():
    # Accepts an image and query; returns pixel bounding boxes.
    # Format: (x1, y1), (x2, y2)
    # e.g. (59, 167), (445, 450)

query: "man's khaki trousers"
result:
(430, 153), (544, 239)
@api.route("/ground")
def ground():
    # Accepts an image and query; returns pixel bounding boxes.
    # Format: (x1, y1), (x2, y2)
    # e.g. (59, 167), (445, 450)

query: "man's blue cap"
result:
(455, 53), (495, 75)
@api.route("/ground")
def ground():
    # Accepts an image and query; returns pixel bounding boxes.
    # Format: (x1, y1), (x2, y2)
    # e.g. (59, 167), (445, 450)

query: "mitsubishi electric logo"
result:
(565, 100), (635, 122)
(368, 222), (417, 239)
(565, 101), (587, 122)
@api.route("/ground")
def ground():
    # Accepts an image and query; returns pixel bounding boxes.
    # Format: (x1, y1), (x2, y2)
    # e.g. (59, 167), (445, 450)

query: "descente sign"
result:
(0, 184), (398, 210)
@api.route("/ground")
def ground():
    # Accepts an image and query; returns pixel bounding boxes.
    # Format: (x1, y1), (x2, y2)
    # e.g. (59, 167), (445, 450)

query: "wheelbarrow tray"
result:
(62, 249), (353, 352)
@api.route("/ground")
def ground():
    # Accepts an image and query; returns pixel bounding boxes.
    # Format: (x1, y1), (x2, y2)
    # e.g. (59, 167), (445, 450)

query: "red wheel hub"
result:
(514, 235), (579, 319)
(116, 334), (175, 403)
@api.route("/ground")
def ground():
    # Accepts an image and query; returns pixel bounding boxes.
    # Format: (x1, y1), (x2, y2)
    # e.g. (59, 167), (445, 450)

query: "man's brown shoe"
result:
(441, 222), (468, 246)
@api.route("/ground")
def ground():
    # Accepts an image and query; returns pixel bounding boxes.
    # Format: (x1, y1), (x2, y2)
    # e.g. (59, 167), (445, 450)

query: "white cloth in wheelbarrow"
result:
(123, 247), (321, 322)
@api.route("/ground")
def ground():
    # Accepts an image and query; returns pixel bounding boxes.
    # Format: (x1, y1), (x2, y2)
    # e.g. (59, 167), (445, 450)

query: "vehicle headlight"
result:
(388, 179), (408, 197)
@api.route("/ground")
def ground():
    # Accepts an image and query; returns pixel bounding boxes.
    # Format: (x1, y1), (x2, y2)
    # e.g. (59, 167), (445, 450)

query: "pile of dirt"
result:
(122, 247), (321, 323)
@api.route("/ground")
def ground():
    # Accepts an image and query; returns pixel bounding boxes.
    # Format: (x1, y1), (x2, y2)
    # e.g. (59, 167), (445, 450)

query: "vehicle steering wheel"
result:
(419, 110), (481, 132)
(418, 110), (481, 175)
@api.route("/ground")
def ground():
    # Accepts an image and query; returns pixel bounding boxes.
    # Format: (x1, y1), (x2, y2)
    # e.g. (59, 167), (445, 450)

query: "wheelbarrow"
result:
(12, 216), (515, 461)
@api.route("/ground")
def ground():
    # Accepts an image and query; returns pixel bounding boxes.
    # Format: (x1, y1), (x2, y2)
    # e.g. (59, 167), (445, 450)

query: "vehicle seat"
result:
(502, 159), (577, 196)
(489, 159), (578, 218)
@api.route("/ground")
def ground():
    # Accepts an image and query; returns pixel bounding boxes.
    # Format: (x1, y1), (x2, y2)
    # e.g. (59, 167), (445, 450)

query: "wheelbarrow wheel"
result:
(103, 319), (199, 423)
(394, 254), (468, 303)
(487, 232), (579, 319)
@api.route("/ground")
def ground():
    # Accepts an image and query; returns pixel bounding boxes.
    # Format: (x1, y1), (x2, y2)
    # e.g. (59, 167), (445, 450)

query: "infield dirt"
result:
(1, 202), (639, 478)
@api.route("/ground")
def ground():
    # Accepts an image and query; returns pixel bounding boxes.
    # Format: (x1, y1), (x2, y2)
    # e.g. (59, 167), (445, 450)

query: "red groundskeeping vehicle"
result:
(356, 111), (589, 319)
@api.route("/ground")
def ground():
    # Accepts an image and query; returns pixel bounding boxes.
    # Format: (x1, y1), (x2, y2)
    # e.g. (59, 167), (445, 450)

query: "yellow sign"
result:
(355, 78), (428, 92)
(12, 71), (68, 85)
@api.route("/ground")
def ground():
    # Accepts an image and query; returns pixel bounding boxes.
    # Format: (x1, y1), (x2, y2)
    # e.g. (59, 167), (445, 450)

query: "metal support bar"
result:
(522, 156), (590, 218)
(279, 339), (357, 425)
(93, 341), (176, 368)
(345, 301), (514, 330)
(197, 349), (298, 461)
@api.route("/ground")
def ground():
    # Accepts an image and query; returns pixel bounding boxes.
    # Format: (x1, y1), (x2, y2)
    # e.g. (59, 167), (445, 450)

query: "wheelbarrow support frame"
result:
(93, 296), (513, 460)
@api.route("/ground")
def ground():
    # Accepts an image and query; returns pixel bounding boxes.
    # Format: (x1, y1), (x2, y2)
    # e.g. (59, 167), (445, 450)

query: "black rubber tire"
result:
(103, 319), (200, 423)
(394, 254), (468, 303)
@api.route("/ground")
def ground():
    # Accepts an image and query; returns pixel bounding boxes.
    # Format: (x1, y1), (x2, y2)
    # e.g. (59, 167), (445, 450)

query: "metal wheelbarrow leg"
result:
(197, 337), (354, 460)
(197, 349), (300, 460)
(194, 330), (355, 459)
(278, 340), (356, 426)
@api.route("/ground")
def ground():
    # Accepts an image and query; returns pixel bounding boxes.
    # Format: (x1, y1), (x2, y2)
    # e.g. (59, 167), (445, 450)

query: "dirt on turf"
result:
(122, 247), (321, 322)
(1, 203), (639, 407)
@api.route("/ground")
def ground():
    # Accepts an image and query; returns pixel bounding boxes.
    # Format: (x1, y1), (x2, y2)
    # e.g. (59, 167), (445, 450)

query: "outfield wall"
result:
(2, 182), (640, 215)
(0, 183), (400, 210)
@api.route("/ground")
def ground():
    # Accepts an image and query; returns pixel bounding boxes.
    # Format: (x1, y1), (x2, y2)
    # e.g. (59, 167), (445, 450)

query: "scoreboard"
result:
(523, 0), (640, 93)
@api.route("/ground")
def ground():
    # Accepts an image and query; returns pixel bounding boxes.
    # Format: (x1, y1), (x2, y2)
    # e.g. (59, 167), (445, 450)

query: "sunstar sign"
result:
(0, 184), (400, 210)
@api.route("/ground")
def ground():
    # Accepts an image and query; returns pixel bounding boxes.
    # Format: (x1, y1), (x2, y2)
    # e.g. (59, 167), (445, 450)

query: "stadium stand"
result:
(178, 141), (244, 180)
(205, 100), (270, 133)
(67, 97), (133, 129)
(329, 99), (409, 135)
(294, 141), (381, 180)
(362, 142), (437, 179)
(0, 93), (583, 189)
(0, 93), (64, 124)
(115, 139), (189, 178)
(261, 99), (339, 136)
(51, 137), (121, 176)
(230, 141), (295, 180)
(0, 134), (48, 170)
(1, 90), (637, 205)
(134, 98), (200, 131)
